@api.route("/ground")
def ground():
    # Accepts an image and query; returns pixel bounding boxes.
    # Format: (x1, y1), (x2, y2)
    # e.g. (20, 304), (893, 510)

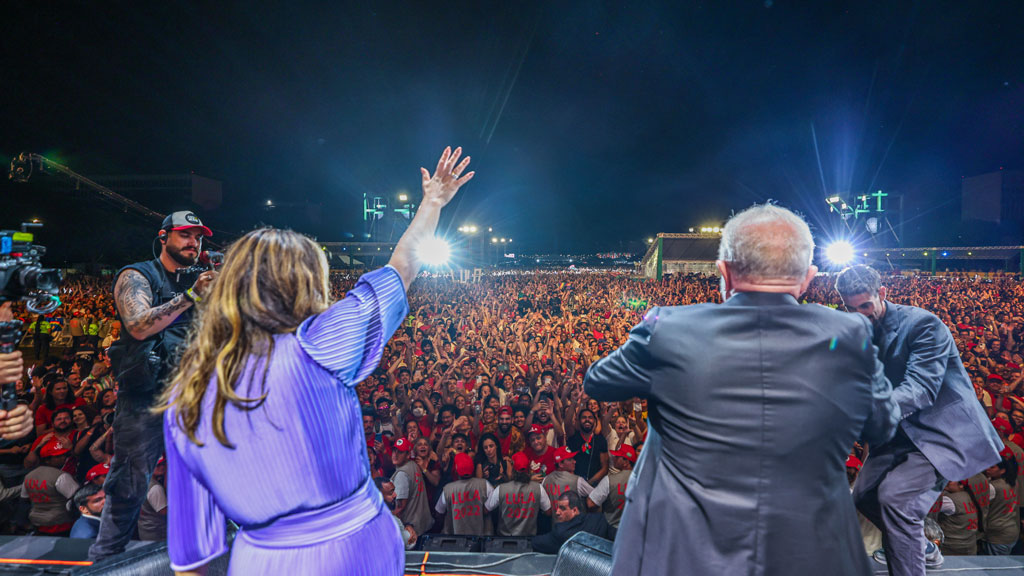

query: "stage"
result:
(1, 536), (1022, 575)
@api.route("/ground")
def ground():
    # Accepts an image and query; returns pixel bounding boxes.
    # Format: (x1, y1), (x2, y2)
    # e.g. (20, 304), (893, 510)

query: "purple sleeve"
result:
(296, 266), (408, 386)
(165, 423), (228, 572)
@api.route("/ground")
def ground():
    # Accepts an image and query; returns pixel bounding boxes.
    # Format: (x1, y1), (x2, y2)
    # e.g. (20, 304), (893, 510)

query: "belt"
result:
(238, 478), (384, 549)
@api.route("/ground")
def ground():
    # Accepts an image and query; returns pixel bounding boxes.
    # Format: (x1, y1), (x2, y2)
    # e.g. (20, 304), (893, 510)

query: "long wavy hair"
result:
(156, 228), (330, 448)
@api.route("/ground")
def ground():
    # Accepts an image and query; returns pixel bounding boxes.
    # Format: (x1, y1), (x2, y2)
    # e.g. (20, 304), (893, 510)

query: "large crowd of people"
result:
(2, 267), (1023, 555)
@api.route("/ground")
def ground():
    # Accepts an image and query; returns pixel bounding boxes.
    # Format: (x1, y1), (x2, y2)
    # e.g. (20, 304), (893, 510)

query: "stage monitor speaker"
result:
(418, 534), (478, 553)
(481, 536), (532, 553)
(551, 532), (613, 576)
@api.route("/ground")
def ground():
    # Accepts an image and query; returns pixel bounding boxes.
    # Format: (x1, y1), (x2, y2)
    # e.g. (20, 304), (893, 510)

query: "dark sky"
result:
(2, 1), (1022, 255)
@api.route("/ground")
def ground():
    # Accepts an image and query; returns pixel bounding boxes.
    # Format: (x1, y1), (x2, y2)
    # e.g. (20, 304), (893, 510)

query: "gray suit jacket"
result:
(584, 292), (899, 576)
(873, 301), (1001, 480)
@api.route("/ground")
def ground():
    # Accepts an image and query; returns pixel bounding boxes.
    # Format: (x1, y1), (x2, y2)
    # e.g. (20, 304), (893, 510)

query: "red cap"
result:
(156, 456), (166, 466)
(610, 445), (637, 463)
(512, 452), (530, 471)
(40, 439), (70, 458)
(553, 446), (578, 463)
(992, 418), (1013, 435)
(999, 446), (1014, 460)
(161, 211), (213, 237)
(393, 437), (413, 452)
(454, 453), (475, 477)
(85, 463), (110, 483)
(498, 406), (513, 417)
(845, 455), (863, 470)
(528, 424), (546, 437)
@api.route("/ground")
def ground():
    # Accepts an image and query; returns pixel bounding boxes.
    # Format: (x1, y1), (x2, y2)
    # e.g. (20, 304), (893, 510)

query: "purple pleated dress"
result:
(164, 267), (408, 575)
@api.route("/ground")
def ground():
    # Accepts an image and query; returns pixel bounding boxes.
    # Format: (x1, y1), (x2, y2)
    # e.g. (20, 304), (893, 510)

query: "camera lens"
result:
(19, 266), (62, 293)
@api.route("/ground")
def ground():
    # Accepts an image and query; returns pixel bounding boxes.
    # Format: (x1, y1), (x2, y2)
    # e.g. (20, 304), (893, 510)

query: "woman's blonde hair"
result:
(157, 228), (330, 448)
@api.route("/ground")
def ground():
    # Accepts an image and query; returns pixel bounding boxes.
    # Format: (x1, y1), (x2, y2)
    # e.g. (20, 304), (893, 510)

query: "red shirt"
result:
(34, 398), (88, 427)
(523, 446), (557, 476)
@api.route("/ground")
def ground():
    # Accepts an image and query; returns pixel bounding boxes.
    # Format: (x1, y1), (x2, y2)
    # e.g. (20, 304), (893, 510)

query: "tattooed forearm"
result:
(115, 269), (192, 340)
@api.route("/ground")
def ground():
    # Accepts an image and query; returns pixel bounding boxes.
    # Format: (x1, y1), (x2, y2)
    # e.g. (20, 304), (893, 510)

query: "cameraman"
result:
(89, 211), (217, 562)
(0, 302), (33, 441)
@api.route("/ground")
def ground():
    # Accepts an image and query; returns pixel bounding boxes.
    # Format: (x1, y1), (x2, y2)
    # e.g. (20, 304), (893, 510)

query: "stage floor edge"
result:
(2, 536), (1024, 575)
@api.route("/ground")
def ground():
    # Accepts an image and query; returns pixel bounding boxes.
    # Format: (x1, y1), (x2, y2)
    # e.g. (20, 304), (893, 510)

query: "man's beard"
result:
(498, 422), (512, 434)
(166, 244), (198, 267)
(54, 422), (72, 434)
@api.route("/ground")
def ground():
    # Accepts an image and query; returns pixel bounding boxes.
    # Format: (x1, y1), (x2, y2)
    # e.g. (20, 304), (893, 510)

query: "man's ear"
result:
(716, 260), (731, 292)
(799, 265), (818, 296)
(878, 286), (887, 301)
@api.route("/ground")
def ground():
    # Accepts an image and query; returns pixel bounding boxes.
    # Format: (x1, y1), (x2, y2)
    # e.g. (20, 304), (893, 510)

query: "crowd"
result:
(2, 268), (1023, 554)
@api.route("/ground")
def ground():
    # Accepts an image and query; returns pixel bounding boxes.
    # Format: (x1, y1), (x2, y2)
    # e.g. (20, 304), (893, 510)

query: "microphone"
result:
(199, 251), (224, 269)
(175, 251), (225, 275)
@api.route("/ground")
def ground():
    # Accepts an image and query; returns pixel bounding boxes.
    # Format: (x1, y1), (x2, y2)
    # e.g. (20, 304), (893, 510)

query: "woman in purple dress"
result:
(158, 147), (474, 576)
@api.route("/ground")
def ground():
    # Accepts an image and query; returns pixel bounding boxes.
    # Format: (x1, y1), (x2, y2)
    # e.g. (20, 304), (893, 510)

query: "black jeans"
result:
(33, 335), (49, 361)
(88, 394), (164, 561)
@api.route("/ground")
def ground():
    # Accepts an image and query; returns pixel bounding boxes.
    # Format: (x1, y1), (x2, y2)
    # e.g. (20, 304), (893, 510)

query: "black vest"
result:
(108, 259), (196, 400)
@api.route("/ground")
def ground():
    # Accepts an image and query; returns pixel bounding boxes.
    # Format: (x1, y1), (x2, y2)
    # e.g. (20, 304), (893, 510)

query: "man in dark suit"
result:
(584, 204), (900, 576)
(532, 491), (610, 554)
(836, 265), (1002, 576)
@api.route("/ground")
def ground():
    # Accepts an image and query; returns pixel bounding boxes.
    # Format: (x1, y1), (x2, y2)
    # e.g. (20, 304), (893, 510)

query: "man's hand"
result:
(404, 524), (418, 546)
(0, 404), (34, 441)
(191, 270), (219, 298)
(0, 350), (23, 384)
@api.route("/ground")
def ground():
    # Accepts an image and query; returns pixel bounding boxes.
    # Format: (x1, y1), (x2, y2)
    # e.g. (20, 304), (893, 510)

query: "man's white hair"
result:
(717, 203), (815, 282)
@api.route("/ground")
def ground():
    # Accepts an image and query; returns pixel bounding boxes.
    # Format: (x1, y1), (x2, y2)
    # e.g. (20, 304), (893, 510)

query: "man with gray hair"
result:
(584, 203), (900, 576)
(835, 265), (1002, 576)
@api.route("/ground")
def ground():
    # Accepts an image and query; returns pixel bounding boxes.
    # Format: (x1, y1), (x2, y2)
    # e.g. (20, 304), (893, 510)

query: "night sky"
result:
(2, 1), (1022, 258)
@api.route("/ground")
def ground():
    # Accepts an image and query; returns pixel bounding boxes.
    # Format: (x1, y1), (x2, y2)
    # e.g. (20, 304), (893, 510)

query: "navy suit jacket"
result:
(584, 292), (899, 576)
(873, 301), (1001, 480)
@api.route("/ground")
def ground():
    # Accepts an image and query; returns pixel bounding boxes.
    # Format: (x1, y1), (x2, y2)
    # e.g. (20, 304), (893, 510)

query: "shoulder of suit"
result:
(803, 302), (870, 327)
(649, 302), (716, 318)
(891, 302), (944, 328)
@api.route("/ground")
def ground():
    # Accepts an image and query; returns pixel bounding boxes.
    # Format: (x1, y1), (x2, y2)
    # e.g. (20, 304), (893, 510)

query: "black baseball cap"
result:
(161, 211), (212, 237)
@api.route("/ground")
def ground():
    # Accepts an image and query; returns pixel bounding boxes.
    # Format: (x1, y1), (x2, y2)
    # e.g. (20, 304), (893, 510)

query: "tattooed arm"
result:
(114, 270), (192, 341)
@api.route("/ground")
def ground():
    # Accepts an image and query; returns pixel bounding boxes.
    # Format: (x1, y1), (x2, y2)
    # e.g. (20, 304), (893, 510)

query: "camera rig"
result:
(0, 224), (63, 411)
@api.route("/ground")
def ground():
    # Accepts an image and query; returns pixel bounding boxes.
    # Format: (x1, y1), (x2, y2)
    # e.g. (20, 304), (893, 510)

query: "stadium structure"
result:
(639, 232), (722, 279)
(640, 232), (1024, 280)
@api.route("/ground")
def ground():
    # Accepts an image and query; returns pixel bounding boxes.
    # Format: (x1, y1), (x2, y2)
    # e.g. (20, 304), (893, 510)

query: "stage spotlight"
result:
(416, 237), (451, 267)
(825, 241), (855, 265)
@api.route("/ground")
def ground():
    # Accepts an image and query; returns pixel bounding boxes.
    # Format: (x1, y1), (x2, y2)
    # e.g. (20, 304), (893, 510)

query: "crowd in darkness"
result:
(3, 269), (1024, 553)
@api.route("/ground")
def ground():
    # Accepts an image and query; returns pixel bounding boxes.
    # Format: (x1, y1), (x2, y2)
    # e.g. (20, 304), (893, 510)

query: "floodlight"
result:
(416, 237), (451, 267)
(398, 193), (408, 202)
(865, 217), (880, 234)
(825, 241), (855, 265)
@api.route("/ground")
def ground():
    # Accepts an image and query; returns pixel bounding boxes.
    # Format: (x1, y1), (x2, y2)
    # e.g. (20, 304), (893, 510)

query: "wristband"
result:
(185, 288), (202, 304)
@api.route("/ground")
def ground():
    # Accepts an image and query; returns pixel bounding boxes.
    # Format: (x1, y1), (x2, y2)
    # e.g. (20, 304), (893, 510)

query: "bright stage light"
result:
(416, 237), (451, 267)
(825, 241), (855, 265)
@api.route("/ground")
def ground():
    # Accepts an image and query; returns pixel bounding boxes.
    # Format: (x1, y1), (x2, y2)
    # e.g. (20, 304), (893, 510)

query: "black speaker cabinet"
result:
(551, 532), (614, 576)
